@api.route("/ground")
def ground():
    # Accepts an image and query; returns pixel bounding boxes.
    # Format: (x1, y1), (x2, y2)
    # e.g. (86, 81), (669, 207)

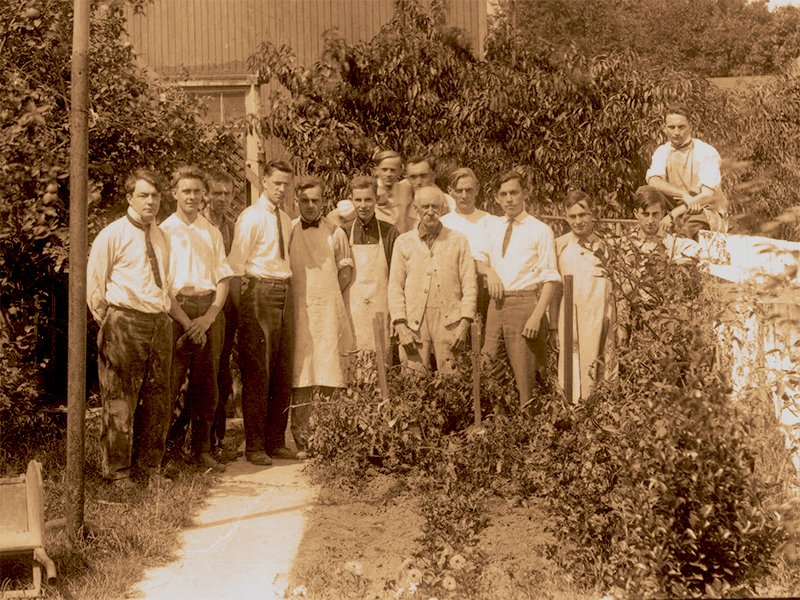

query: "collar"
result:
(418, 220), (442, 239)
(670, 138), (694, 151)
(301, 216), (321, 229)
(506, 209), (528, 224)
(258, 193), (281, 213)
(357, 214), (377, 230)
(126, 207), (151, 228)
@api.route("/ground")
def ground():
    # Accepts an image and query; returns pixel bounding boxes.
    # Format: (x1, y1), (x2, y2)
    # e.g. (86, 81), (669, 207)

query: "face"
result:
(297, 185), (324, 222)
(207, 179), (233, 214)
(565, 200), (594, 239)
(664, 113), (692, 148)
(127, 179), (161, 223)
(406, 161), (434, 191)
(414, 188), (443, 229)
(636, 202), (664, 237)
(172, 177), (205, 219)
(449, 175), (479, 215)
(352, 187), (377, 223)
(497, 178), (526, 219)
(263, 169), (293, 206)
(375, 157), (402, 188)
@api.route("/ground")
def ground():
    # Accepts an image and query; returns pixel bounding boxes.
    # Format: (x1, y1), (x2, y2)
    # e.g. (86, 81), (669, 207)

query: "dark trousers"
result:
(238, 277), (293, 454)
(169, 293), (224, 456)
(212, 297), (237, 447)
(482, 291), (548, 413)
(98, 306), (172, 480)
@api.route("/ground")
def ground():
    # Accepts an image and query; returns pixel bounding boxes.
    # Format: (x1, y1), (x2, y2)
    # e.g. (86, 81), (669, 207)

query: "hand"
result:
(684, 194), (704, 213)
(522, 313), (543, 339)
(396, 322), (421, 355)
(449, 319), (471, 353)
(487, 271), (504, 300)
(185, 313), (215, 345)
(660, 213), (674, 231)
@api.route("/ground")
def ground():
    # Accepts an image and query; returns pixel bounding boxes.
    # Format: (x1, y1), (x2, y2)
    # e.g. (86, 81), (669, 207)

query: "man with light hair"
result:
(440, 167), (498, 333)
(162, 166), (233, 473)
(646, 103), (726, 239)
(389, 185), (476, 373)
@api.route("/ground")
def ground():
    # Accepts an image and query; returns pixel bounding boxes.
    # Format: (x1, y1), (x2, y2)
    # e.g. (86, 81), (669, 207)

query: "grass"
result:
(0, 413), (245, 599)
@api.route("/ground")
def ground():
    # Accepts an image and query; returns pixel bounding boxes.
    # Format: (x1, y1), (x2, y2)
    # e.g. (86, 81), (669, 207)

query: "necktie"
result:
(127, 214), (163, 288)
(274, 207), (286, 259)
(301, 218), (320, 229)
(502, 218), (514, 258)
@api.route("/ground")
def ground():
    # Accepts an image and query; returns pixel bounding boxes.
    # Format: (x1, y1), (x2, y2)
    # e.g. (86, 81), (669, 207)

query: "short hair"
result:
(563, 190), (593, 211)
(414, 184), (446, 208)
(207, 170), (235, 188)
(295, 176), (324, 196)
(351, 175), (377, 196)
(264, 159), (294, 177)
(495, 170), (526, 192)
(125, 169), (163, 196)
(664, 103), (691, 122)
(448, 168), (478, 190)
(634, 185), (667, 212)
(372, 149), (402, 167)
(171, 165), (206, 190)
(406, 155), (431, 169)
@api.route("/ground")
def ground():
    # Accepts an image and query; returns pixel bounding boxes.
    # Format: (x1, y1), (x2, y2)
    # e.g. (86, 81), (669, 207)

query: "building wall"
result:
(124, 0), (487, 80)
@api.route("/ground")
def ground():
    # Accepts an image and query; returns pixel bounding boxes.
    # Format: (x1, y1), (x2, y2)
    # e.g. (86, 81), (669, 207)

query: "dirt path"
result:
(133, 450), (317, 600)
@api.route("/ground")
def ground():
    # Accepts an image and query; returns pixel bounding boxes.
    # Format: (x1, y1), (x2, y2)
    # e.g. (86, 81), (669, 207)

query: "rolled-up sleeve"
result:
(87, 229), (111, 323)
(332, 227), (353, 270)
(536, 227), (561, 284)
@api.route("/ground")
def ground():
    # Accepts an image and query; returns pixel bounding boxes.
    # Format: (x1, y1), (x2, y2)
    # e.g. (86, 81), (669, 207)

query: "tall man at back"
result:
(227, 160), (295, 466)
(204, 170), (240, 461)
(374, 150), (415, 233)
(161, 166), (233, 473)
(87, 170), (173, 489)
(476, 171), (560, 414)
(646, 103), (726, 239)
(343, 175), (399, 355)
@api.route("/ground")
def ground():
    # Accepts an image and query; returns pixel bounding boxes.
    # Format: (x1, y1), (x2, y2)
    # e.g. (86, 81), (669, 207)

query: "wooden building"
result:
(123, 0), (488, 201)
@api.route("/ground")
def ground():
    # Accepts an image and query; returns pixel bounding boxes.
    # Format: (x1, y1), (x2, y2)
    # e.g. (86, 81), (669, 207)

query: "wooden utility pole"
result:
(66, 0), (90, 545)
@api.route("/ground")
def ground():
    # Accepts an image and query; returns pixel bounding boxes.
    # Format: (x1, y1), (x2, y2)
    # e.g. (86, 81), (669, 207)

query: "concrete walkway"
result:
(133, 437), (317, 600)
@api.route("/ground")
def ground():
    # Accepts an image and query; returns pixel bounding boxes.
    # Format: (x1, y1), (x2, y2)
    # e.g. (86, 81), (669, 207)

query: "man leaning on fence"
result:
(87, 170), (174, 490)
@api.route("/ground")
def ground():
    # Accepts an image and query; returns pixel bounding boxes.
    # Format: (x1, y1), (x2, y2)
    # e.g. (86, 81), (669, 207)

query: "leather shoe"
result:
(197, 452), (226, 472)
(270, 446), (297, 460)
(245, 451), (272, 466)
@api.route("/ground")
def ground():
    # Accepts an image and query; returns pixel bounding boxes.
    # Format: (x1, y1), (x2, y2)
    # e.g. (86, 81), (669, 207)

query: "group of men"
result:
(87, 102), (724, 487)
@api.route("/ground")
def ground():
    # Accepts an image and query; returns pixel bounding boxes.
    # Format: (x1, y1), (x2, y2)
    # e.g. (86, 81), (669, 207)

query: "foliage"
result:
(487, 0), (800, 78)
(248, 0), (730, 216)
(0, 0), (240, 426)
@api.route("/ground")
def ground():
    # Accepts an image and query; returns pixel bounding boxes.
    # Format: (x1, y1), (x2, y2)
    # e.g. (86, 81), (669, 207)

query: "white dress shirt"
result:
(87, 208), (171, 322)
(476, 210), (561, 290)
(227, 194), (292, 279)
(160, 213), (234, 295)
(440, 209), (500, 259)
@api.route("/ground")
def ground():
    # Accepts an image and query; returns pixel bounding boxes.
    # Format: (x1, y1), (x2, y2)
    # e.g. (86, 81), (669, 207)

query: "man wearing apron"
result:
(343, 175), (400, 357)
(289, 177), (354, 460)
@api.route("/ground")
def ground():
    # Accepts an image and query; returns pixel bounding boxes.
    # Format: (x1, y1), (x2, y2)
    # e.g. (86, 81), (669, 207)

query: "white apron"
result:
(557, 234), (618, 401)
(344, 221), (390, 352)
(290, 223), (353, 388)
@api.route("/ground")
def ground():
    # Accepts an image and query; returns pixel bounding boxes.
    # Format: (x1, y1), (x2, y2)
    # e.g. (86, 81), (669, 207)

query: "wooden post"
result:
(373, 313), (389, 401)
(563, 275), (574, 403)
(67, 0), (90, 546)
(471, 321), (481, 426)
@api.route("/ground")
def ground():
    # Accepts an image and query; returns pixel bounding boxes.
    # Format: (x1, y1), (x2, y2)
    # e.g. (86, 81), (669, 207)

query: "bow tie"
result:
(301, 219), (320, 229)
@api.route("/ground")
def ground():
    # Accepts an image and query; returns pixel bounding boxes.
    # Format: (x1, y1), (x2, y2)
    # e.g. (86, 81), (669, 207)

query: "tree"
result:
(0, 0), (240, 419)
(487, 0), (800, 78)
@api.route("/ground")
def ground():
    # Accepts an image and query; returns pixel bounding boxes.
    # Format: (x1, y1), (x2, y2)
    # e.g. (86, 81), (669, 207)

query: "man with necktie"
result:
(87, 170), (174, 489)
(227, 160), (296, 466)
(476, 171), (561, 414)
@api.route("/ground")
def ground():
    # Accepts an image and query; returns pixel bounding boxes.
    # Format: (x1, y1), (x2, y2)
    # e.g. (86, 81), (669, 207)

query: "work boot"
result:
(197, 452), (226, 473)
